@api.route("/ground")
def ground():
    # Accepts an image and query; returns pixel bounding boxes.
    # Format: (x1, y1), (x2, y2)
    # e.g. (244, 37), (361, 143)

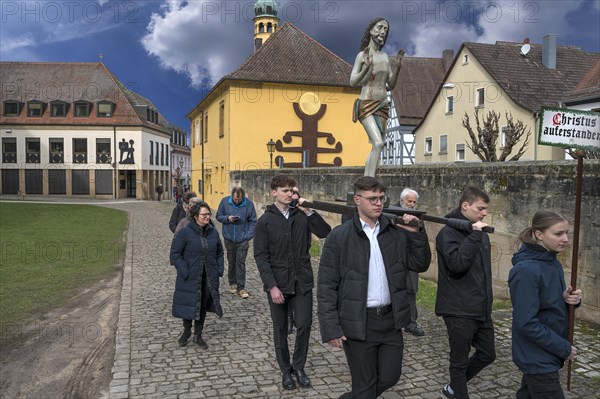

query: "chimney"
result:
(442, 49), (454, 72)
(542, 34), (557, 69)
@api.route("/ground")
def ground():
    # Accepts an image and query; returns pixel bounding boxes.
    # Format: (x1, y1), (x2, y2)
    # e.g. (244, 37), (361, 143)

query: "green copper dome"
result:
(254, 0), (278, 17)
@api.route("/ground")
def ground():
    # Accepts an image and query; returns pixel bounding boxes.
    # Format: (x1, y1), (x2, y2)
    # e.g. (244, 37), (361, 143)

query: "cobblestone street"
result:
(107, 201), (600, 399)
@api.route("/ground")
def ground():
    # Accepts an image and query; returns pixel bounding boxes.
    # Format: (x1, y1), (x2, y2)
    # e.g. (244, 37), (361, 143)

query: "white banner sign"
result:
(538, 107), (600, 151)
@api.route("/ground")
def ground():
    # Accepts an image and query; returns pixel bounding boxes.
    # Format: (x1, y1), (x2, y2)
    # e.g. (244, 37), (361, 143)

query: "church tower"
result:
(253, 0), (279, 52)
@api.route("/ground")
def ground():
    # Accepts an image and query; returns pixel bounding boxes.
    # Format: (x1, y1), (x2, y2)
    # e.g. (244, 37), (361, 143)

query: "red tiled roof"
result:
(465, 41), (600, 111)
(171, 143), (190, 154)
(0, 62), (170, 133)
(564, 58), (600, 102)
(391, 56), (449, 126)
(414, 41), (600, 133)
(226, 23), (352, 86)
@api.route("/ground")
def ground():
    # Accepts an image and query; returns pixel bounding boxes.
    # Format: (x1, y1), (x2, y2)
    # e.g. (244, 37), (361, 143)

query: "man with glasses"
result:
(318, 176), (431, 399)
(216, 187), (257, 299)
(254, 175), (331, 391)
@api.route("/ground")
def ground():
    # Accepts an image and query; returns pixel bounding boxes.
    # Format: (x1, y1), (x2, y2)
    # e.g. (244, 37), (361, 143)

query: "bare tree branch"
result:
(463, 111), (487, 162)
(500, 112), (531, 161)
(463, 109), (532, 162)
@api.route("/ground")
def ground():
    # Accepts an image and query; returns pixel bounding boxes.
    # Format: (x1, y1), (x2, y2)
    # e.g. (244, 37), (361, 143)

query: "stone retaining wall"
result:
(229, 160), (600, 324)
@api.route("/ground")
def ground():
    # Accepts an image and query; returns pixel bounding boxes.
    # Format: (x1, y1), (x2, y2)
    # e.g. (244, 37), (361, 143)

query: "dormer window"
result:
(3, 100), (22, 116)
(50, 100), (68, 117)
(97, 101), (115, 118)
(146, 107), (158, 124)
(74, 100), (92, 117)
(27, 100), (46, 117)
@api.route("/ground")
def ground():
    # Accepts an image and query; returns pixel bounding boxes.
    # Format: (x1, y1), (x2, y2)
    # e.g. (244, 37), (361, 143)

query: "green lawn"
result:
(0, 203), (127, 338)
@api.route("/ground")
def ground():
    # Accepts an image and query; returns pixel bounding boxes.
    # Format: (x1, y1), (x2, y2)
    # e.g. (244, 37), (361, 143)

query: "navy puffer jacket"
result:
(509, 243), (571, 374)
(170, 221), (224, 320)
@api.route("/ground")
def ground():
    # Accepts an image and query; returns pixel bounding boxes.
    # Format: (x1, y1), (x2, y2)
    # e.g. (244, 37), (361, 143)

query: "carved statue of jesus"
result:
(351, 17), (404, 177)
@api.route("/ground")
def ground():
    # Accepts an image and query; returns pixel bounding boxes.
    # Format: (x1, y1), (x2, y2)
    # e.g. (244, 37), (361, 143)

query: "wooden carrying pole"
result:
(299, 200), (495, 234)
(567, 154), (584, 391)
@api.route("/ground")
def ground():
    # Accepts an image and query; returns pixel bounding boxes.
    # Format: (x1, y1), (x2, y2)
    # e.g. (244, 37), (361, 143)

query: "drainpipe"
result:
(533, 112), (538, 160)
(113, 126), (117, 199)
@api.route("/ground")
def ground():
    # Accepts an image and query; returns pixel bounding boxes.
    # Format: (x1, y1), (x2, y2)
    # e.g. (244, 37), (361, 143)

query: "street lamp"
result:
(266, 138), (276, 170)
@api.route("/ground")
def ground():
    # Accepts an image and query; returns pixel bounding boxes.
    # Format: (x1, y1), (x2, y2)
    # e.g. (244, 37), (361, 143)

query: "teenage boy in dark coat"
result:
(435, 187), (496, 399)
(254, 175), (331, 391)
(318, 176), (431, 399)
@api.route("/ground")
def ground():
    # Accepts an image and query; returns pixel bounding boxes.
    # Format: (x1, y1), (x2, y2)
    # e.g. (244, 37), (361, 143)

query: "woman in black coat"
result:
(170, 201), (224, 348)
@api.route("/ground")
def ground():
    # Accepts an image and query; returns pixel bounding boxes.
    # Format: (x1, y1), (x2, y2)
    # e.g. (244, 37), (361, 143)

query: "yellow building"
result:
(414, 36), (600, 163)
(187, 4), (366, 206)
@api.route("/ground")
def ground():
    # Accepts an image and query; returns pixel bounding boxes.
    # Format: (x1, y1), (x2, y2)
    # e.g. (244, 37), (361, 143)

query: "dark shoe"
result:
(441, 384), (455, 399)
(282, 371), (296, 390)
(193, 334), (208, 349)
(339, 393), (352, 399)
(178, 327), (192, 346)
(293, 369), (311, 388)
(405, 324), (425, 336)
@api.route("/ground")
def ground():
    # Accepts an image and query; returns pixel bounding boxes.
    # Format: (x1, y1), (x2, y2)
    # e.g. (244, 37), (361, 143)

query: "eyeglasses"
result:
(356, 194), (388, 205)
(198, 212), (212, 217)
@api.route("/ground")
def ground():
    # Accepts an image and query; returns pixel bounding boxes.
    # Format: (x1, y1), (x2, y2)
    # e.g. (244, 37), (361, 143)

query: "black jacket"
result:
(169, 203), (186, 233)
(317, 212), (431, 342)
(435, 208), (492, 320)
(254, 204), (331, 295)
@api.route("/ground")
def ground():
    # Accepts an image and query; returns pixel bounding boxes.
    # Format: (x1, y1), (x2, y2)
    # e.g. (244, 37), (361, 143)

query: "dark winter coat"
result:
(509, 243), (572, 374)
(317, 212), (431, 342)
(170, 221), (224, 320)
(435, 208), (493, 321)
(216, 196), (257, 243)
(169, 203), (186, 233)
(254, 204), (331, 295)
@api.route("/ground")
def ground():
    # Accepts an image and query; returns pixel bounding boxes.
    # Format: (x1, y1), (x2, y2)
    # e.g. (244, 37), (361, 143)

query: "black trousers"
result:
(516, 371), (565, 399)
(224, 239), (249, 290)
(343, 308), (404, 399)
(443, 317), (496, 399)
(267, 289), (312, 373)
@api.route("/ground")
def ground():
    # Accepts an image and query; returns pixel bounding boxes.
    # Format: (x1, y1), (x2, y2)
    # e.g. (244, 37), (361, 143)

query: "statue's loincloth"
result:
(353, 99), (389, 136)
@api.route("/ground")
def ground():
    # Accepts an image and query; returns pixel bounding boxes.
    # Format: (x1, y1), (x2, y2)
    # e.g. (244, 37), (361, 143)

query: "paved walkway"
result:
(106, 201), (600, 399)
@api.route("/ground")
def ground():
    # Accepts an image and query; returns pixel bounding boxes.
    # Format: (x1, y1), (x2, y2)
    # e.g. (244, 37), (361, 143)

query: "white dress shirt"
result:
(360, 217), (391, 307)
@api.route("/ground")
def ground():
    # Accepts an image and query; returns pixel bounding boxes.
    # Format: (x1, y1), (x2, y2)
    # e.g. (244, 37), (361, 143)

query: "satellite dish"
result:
(520, 43), (530, 56)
